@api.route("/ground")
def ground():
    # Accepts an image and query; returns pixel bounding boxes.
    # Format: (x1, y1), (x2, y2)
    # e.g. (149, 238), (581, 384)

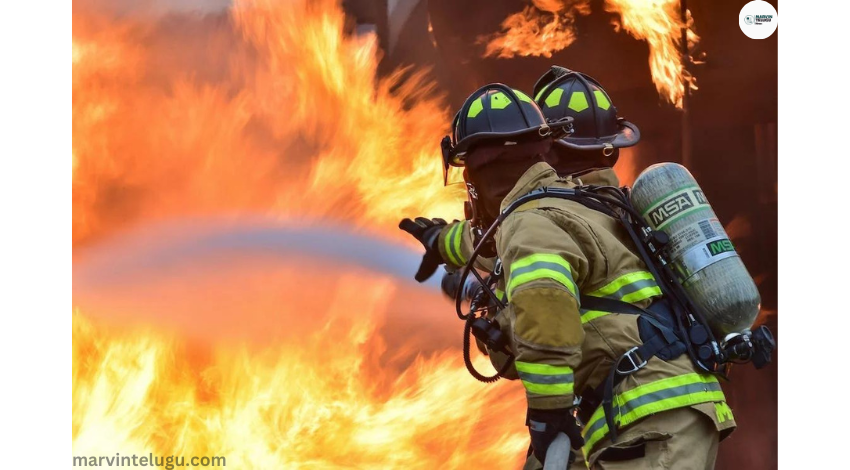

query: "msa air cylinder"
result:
(630, 163), (760, 339)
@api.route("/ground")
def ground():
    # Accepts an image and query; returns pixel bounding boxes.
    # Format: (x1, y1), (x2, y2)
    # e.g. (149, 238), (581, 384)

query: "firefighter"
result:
(401, 66), (642, 382)
(402, 79), (736, 469)
(402, 65), (642, 287)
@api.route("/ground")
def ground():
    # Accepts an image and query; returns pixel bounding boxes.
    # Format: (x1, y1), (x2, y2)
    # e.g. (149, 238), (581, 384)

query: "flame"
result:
(72, 0), (530, 466)
(480, 0), (591, 59)
(72, 269), (528, 467)
(605, 0), (699, 108)
(482, 0), (700, 108)
(613, 147), (639, 186)
(72, 0), (464, 247)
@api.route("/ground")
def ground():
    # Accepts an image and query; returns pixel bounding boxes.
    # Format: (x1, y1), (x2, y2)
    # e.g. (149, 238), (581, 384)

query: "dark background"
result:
(342, 0), (778, 467)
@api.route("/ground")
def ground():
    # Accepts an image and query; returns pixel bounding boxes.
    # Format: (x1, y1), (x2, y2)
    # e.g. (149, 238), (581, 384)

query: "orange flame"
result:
(72, 0), (465, 247)
(73, 0), (527, 466)
(605, 0), (699, 108)
(480, 0), (591, 59)
(482, 0), (700, 108)
(73, 266), (528, 467)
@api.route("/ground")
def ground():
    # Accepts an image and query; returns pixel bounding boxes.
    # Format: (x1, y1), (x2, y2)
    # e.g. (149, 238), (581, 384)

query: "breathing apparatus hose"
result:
(462, 315), (515, 383)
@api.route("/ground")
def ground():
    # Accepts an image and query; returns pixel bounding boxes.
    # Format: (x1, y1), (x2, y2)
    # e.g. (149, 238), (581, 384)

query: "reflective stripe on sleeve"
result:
(443, 221), (467, 266)
(516, 361), (575, 396)
(507, 253), (578, 302)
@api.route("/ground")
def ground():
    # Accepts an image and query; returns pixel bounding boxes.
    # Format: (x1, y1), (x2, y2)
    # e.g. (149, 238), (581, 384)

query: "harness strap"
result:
(579, 296), (685, 441)
(580, 295), (645, 316)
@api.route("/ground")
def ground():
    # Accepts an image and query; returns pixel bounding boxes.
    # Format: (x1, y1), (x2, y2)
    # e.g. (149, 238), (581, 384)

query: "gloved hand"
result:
(399, 217), (448, 282)
(527, 407), (584, 466)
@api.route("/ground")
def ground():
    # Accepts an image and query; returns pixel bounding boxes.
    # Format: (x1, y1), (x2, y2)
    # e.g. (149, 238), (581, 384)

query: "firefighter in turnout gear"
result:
(405, 66), (644, 288)
(401, 72), (736, 469)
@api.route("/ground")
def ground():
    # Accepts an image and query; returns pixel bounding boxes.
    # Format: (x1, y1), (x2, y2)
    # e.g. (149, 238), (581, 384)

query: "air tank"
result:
(630, 163), (760, 340)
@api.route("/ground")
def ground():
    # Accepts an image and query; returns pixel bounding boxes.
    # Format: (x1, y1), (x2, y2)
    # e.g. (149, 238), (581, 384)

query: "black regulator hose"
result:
(463, 315), (514, 383)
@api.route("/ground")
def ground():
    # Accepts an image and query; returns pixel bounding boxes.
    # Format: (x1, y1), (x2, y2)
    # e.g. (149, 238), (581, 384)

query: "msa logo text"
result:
(648, 190), (706, 227)
(707, 238), (735, 256)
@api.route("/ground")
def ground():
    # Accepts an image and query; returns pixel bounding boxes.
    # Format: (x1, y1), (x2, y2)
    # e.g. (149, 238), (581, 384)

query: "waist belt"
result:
(576, 296), (686, 440)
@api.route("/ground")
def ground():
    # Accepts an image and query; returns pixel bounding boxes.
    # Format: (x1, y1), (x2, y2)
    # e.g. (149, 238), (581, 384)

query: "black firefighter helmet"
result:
(533, 66), (640, 173)
(441, 83), (572, 185)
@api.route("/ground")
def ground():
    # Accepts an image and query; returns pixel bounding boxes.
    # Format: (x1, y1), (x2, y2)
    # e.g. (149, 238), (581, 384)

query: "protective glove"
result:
(398, 217), (448, 282)
(527, 407), (584, 466)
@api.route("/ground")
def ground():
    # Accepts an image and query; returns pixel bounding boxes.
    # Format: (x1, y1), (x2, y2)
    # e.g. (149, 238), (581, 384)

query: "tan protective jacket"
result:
(439, 163), (735, 458)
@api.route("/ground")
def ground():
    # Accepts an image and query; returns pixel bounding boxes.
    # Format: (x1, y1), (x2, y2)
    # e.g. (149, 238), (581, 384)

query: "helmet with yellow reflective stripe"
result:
(533, 66), (640, 171)
(441, 83), (573, 185)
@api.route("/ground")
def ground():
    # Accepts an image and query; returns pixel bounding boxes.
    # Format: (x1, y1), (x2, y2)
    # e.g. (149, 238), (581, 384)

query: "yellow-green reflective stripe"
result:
(442, 223), (458, 265)
(582, 374), (722, 439)
(582, 416), (609, 459)
(589, 271), (661, 304)
(516, 362), (574, 396)
(453, 221), (467, 264)
(522, 381), (575, 396)
(515, 361), (573, 376)
(620, 285), (662, 304)
(494, 288), (506, 302)
(508, 269), (577, 301)
(620, 388), (724, 425)
(507, 254), (576, 301)
(590, 271), (655, 298)
(580, 309), (611, 324)
(581, 373), (724, 455)
(617, 373), (718, 404)
(443, 223), (462, 266)
(581, 390), (728, 454)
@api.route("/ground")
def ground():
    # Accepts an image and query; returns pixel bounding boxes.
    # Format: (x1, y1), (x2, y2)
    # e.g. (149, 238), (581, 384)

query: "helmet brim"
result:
(449, 118), (573, 165)
(554, 119), (640, 151)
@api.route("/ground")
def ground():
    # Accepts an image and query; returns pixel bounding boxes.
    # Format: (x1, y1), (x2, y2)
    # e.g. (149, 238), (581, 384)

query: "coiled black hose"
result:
(462, 314), (514, 383)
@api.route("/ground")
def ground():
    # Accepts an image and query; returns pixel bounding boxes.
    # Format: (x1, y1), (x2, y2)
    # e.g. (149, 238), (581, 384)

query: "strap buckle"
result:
(616, 346), (647, 375)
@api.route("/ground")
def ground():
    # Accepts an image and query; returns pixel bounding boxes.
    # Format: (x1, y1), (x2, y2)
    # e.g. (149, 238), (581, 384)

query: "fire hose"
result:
(543, 433), (571, 470)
